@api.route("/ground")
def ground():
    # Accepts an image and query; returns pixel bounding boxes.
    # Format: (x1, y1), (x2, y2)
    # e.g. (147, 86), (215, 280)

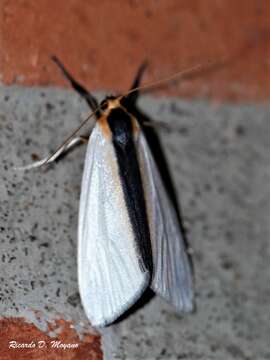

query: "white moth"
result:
(18, 57), (194, 327)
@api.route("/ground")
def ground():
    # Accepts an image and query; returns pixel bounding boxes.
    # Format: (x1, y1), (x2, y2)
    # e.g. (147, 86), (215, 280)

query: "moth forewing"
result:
(137, 130), (194, 312)
(78, 120), (150, 327)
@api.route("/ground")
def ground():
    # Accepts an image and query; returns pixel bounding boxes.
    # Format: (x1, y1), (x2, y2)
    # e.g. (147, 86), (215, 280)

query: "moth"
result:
(19, 57), (195, 327)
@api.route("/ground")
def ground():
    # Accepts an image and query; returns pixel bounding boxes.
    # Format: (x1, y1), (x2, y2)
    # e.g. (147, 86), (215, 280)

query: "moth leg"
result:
(130, 61), (148, 92)
(15, 136), (88, 171)
(122, 61), (148, 107)
(51, 56), (101, 118)
(142, 120), (172, 131)
(143, 120), (188, 134)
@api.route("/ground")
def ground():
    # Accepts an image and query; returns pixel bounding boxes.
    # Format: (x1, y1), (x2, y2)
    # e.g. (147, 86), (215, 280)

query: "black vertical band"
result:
(107, 108), (153, 275)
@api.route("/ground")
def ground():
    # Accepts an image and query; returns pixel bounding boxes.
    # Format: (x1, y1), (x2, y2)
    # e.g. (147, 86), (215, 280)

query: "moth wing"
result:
(78, 123), (150, 327)
(138, 131), (194, 312)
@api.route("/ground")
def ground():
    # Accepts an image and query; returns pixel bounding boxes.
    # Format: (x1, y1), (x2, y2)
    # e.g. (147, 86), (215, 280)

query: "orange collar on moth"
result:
(102, 98), (121, 115)
(97, 96), (141, 139)
(98, 115), (112, 139)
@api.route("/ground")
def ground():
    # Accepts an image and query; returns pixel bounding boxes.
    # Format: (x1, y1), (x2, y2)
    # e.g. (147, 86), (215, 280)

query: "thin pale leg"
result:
(15, 136), (88, 171)
(142, 120), (175, 132)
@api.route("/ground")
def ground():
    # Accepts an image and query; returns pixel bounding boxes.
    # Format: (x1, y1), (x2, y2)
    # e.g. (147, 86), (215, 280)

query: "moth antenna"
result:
(121, 61), (213, 99)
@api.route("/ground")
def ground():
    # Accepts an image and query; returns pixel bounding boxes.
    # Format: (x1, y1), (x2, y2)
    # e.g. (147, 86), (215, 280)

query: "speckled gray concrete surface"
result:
(1, 86), (270, 359)
(0, 87), (95, 337)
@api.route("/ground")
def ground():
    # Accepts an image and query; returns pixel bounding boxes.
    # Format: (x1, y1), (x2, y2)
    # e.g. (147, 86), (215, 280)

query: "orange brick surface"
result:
(1, 0), (270, 101)
(0, 318), (102, 360)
